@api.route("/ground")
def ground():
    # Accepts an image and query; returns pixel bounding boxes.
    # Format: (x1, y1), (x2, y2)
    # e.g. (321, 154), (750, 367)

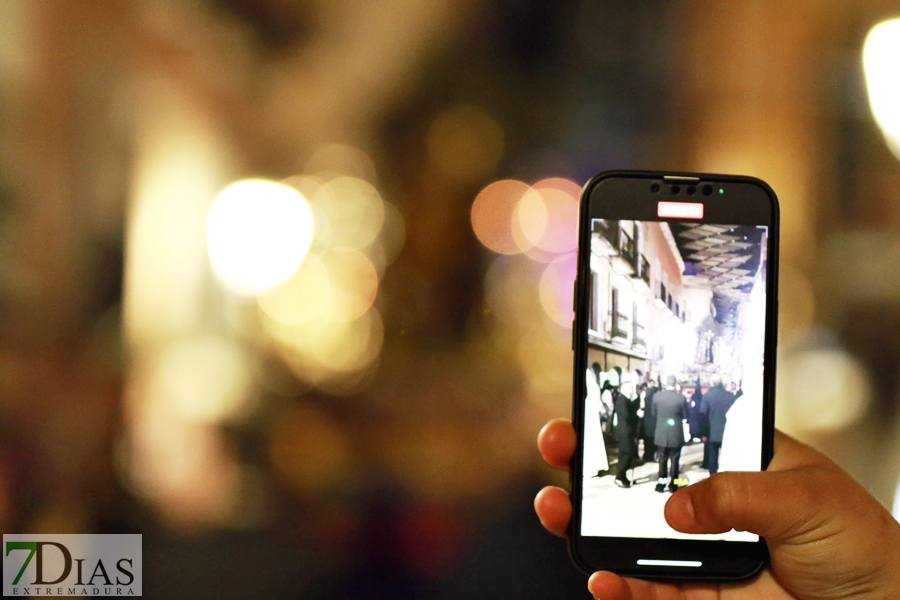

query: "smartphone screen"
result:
(570, 171), (778, 580)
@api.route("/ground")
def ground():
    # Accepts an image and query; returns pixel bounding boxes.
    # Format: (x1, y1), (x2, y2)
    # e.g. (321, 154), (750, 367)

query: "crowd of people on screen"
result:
(583, 364), (753, 492)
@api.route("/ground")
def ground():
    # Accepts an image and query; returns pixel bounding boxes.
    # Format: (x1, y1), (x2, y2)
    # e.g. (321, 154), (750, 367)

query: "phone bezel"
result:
(568, 170), (779, 581)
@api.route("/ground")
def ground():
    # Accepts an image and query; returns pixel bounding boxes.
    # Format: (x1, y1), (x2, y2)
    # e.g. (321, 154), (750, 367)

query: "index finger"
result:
(538, 418), (576, 472)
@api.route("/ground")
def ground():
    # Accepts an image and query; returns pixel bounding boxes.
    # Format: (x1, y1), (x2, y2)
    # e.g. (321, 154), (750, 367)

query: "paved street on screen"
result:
(581, 441), (756, 542)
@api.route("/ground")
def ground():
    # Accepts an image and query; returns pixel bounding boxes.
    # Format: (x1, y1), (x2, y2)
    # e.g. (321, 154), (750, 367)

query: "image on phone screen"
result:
(580, 217), (767, 543)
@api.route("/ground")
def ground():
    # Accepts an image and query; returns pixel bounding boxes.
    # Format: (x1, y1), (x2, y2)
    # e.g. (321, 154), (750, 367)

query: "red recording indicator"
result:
(657, 201), (704, 220)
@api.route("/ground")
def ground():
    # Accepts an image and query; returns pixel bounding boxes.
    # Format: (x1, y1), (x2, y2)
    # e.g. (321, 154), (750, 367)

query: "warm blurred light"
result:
(382, 424), (488, 499)
(282, 175), (334, 249)
(483, 255), (544, 324)
(472, 177), (580, 259)
(471, 179), (530, 254)
(476, 177), (581, 424)
(304, 143), (378, 184)
(367, 242), (388, 276)
(513, 187), (548, 251)
(319, 247), (379, 322)
(257, 254), (331, 325)
(307, 198), (333, 250)
(261, 246), (378, 328)
(207, 179), (314, 290)
(534, 177), (582, 198)
(864, 19), (900, 156)
(778, 347), (872, 432)
(427, 105), (504, 181)
(265, 307), (384, 382)
(284, 175), (402, 269)
(256, 356), (311, 398)
(282, 174), (326, 199)
(313, 177), (385, 250)
(269, 406), (352, 496)
(125, 80), (227, 346)
(128, 406), (238, 526)
(146, 337), (252, 423)
(539, 252), (577, 327)
(778, 263), (816, 340)
(528, 178), (580, 254)
(379, 201), (407, 268)
(513, 178), (580, 262)
(516, 326), (573, 398)
(255, 170), (392, 390)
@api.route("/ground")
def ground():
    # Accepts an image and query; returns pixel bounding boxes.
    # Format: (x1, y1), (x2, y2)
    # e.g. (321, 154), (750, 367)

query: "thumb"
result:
(664, 468), (835, 543)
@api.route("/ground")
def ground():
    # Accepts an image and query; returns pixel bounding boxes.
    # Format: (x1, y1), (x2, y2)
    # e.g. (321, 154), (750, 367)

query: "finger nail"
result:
(665, 489), (696, 530)
(681, 491), (696, 524)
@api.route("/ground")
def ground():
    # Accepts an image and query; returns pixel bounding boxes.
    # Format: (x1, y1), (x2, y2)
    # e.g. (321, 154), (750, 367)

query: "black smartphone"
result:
(569, 170), (778, 580)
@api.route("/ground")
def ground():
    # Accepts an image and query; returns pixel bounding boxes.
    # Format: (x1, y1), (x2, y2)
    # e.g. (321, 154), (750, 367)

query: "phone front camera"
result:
(687, 186), (696, 195)
(650, 183), (660, 193)
(702, 184), (713, 196)
(671, 185), (681, 195)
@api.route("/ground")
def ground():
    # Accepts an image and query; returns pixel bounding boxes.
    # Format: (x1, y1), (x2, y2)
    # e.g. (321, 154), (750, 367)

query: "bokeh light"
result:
(127, 402), (239, 526)
(512, 187), (548, 251)
(319, 247), (379, 322)
(258, 166), (395, 391)
(144, 337), (253, 423)
(864, 19), (900, 156)
(282, 174), (328, 212)
(777, 262), (816, 340)
(515, 326), (573, 399)
(471, 179), (531, 254)
(539, 253), (577, 327)
(264, 307), (384, 383)
(377, 201), (407, 269)
(483, 255), (544, 324)
(427, 105), (504, 181)
(312, 177), (385, 250)
(472, 177), (581, 259)
(530, 178), (580, 254)
(304, 143), (378, 184)
(125, 82), (226, 347)
(207, 179), (314, 290)
(778, 347), (872, 432)
(255, 243), (383, 336)
(257, 254), (331, 325)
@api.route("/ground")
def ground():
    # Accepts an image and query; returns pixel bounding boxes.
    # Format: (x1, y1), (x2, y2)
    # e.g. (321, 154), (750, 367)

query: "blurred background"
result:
(1, 1), (900, 597)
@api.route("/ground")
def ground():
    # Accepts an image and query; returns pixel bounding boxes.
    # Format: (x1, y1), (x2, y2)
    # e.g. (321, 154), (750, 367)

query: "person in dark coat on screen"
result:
(612, 377), (639, 488)
(652, 375), (687, 493)
(640, 380), (659, 462)
(687, 376), (704, 441)
(701, 373), (736, 474)
(689, 375), (712, 468)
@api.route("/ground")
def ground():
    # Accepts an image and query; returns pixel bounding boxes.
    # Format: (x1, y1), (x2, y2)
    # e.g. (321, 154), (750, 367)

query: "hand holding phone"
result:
(535, 420), (900, 599)
(569, 171), (779, 579)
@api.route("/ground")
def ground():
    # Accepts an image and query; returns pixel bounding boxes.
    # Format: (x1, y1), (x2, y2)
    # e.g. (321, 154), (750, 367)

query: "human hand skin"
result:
(535, 418), (900, 599)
